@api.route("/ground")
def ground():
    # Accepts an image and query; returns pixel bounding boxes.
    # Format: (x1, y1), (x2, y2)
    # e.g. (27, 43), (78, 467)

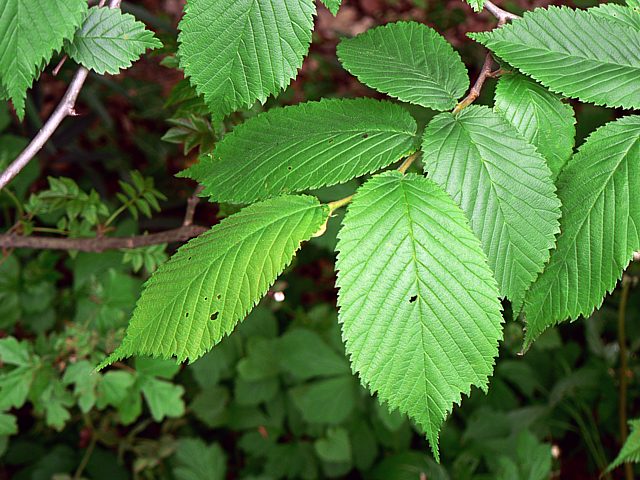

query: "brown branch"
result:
(0, 0), (123, 191)
(452, 53), (496, 114)
(0, 225), (206, 253)
(183, 185), (204, 226)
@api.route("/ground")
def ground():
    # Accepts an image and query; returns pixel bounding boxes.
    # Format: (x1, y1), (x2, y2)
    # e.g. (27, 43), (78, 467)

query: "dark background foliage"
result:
(0, 0), (637, 479)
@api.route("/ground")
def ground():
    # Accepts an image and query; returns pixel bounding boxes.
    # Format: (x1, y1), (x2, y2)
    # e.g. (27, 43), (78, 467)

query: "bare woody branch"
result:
(483, 0), (521, 22)
(0, 225), (207, 253)
(0, 0), (123, 192)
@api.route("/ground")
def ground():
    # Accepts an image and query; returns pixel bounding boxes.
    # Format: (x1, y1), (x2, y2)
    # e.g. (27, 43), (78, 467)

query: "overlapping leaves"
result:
(336, 172), (503, 459)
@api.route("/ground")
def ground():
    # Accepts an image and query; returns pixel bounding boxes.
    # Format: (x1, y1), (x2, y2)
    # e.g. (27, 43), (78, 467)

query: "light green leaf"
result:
(181, 98), (417, 204)
(469, 0), (485, 12)
(140, 376), (185, 421)
(470, 6), (640, 109)
(337, 22), (469, 111)
(590, 4), (640, 31)
(628, 0), (640, 8)
(320, 0), (341, 15)
(0, 0), (87, 119)
(421, 105), (561, 308)
(0, 412), (17, 436)
(314, 427), (352, 463)
(608, 418), (640, 472)
(336, 171), (503, 459)
(494, 73), (575, 179)
(178, 0), (315, 119)
(0, 337), (30, 366)
(96, 371), (136, 409)
(65, 6), (161, 75)
(62, 361), (98, 413)
(290, 376), (357, 424)
(524, 115), (640, 346)
(100, 195), (328, 365)
(173, 438), (226, 480)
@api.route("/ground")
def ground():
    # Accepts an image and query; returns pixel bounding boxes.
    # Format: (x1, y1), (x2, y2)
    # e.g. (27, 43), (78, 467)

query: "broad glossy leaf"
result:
(0, 0), (87, 118)
(494, 74), (575, 179)
(471, 7), (640, 109)
(337, 22), (469, 111)
(336, 171), (503, 459)
(182, 99), (417, 204)
(422, 105), (561, 308)
(178, 0), (315, 119)
(100, 195), (328, 366)
(65, 7), (162, 75)
(524, 115), (640, 346)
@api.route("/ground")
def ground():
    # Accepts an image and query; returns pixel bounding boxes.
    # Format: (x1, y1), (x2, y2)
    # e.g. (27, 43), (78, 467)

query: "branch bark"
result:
(452, 53), (495, 115)
(0, 225), (207, 253)
(483, 0), (521, 22)
(0, 0), (123, 192)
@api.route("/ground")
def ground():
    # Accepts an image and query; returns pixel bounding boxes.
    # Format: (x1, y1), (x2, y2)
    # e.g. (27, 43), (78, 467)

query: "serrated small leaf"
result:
(182, 99), (417, 204)
(422, 105), (561, 308)
(0, 0), (87, 119)
(337, 22), (469, 111)
(468, 0), (485, 12)
(320, 0), (341, 14)
(100, 195), (328, 366)
(470, 6), (640, 109)
(607, 419), (640, 472)
(65, 7), (162, 75)
(524, 115), (640, 346)
(178, 0), (315, 119)
(494, 74), (575, 179)
(336, 171), (503, 459)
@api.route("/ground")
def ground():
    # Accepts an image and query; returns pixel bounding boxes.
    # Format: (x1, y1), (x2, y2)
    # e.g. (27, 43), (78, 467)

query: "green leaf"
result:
(337, 22), (468, 111)
(100, 195), (328, 366)
(173, 438), (226, 480)
(628, 0), (640, 7)
(290, 376), (357, 424)
(0, 337), (30, 366)
(320, 0), (341, 15)
(421, 105), (561, 308)
(140, 376), (185, 421)
(65, 6), (162, 75)
(181, 98), (417, 204)
(178, 0), (315, 119)
(589, 4), (640, 31)
(0, 412), (17, 436)
(62, 361), (98, 413)
(0, 0), (87, 119)
(523, 115), (640, 346)
(278, 329), (350, 380)
(608, 418), (640, 472)
(468, 0), (485, 12)
(96, 371), (135, 409)
(336, 171), (503, 459)
(470, 6), (640, 109)
(314, 427), (352, 463)
(494, 74), (575, 179)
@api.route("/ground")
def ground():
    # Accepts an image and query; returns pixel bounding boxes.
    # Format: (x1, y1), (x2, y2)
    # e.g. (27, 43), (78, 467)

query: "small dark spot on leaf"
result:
(409, 295), (417, 303)
(204, 297), (208, 301)
(362, 133), (369, 139)
(188, 256), (192, 261)
(185, 312), (189, 317)
(328, 138), (334, 144)
(216, 294), (221, 300)
(211, 312), (219, 321)
(287, 166), (292, 170)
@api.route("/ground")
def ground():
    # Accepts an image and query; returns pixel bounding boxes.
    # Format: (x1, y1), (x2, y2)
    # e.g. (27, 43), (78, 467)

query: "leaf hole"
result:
(211, 312), (219, 321)
(328, 138), (334, 144)
(362, 133), (369, 139)
(185, 312), (189, 317)
(204, 297), (208, 301)
(409, 295), (417, 303)
(216, 294), (221, 300)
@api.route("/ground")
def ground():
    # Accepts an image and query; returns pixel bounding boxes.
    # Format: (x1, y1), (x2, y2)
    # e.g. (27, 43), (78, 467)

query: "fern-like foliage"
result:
(494, 74), (576, 179)
(524, 115), (640, 347)
(65, 7), (161, 75)
(421, 105), (561, 309)
(471, 6), (640, 109)
(100, 195), (328, 367)
(337, 22), (469, 111)
(336, 171), (503, 460)
(182, 99), (418, 204)
(178, 0), (315, 119)
(0, 0), (87, 119)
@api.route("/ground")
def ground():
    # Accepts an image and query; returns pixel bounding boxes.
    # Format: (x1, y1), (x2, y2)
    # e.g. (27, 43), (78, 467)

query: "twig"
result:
(183, 185), (204, 226)
(0, 0), (123, 192)
(483, 0), (521, 22)
(452, 53), (495, 114)
(397, 152), (418, 174)
(617, 276), (634, 480)
(0, 225), (206, 252)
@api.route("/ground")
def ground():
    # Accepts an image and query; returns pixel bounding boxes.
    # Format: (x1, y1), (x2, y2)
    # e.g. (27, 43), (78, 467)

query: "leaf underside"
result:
(421, 105), (561, 309)
(471, 6), (640, 109)
(0, 0), (87, 119)
(524, 115), (640, 347)
(494, 73), (575, 179)
(336, 171), (503, 460)
(182, 98), (418, 204)
(65, 7), (162, 75)
(178, 0), (315, 119)
(337, 22), (469, 111)
(100, 195), (328, 367)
